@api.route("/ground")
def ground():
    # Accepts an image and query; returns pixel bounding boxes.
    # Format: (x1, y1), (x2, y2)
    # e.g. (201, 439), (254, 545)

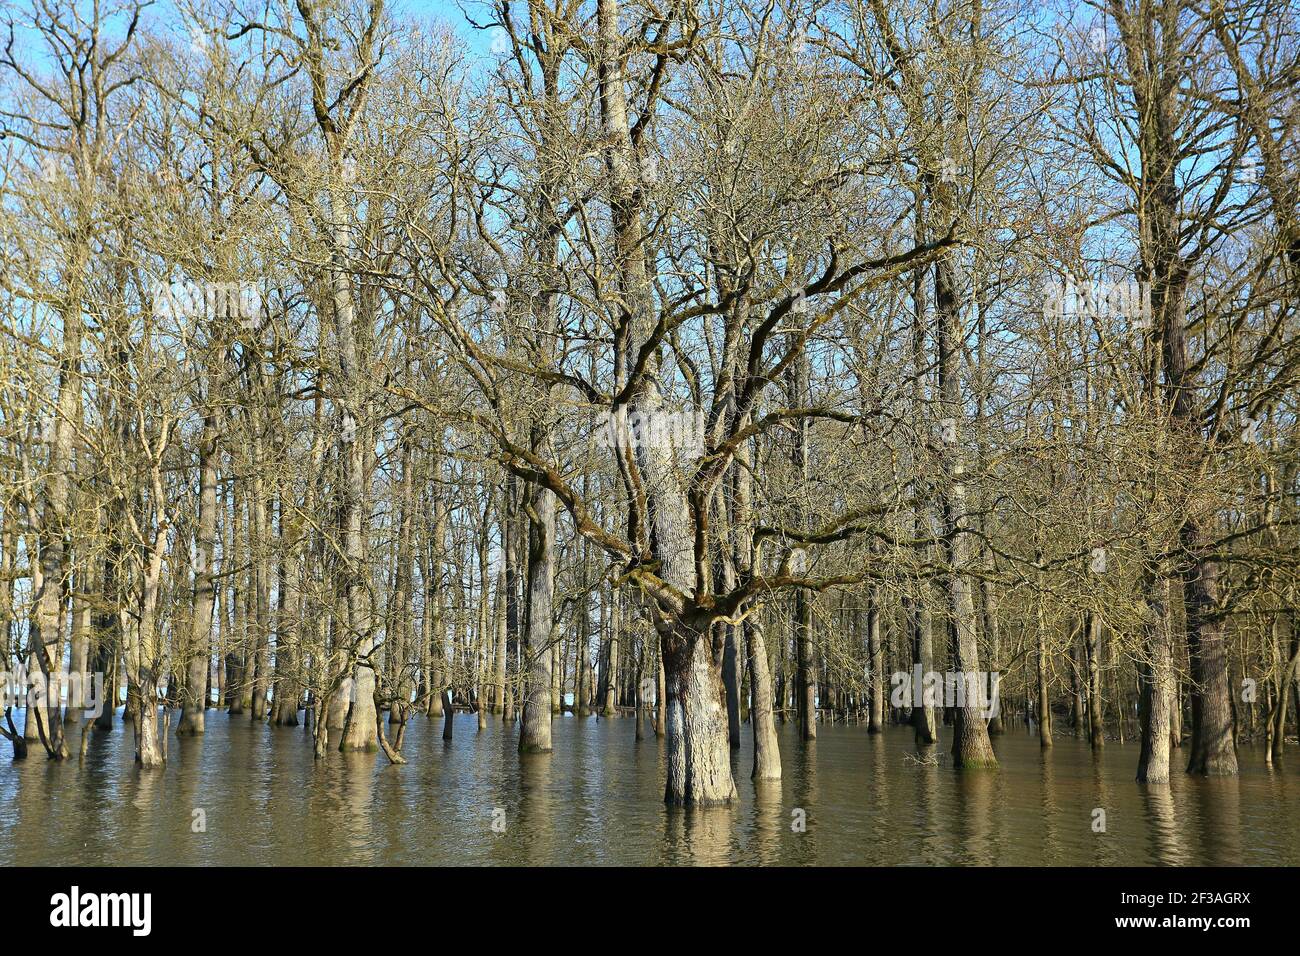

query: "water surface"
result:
(1, 710), (1296, 865)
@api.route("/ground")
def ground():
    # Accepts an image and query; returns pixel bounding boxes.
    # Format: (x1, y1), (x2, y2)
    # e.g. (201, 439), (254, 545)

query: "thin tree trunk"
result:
(519, 481), (554, 753)
(1137, 575), (1172, 783)
(866, 596), (884, 734)
(936, 234), (997, 769)
(1085, 610), (1104, 750)
(178, 416), (218, 735)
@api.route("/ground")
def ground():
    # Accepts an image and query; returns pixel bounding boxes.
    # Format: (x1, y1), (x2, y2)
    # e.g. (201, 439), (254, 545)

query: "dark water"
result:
(1, 709), (1297, 865)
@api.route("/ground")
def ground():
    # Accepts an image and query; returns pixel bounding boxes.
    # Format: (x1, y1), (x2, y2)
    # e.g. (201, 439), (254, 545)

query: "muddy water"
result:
(1, 710), (1296, 865)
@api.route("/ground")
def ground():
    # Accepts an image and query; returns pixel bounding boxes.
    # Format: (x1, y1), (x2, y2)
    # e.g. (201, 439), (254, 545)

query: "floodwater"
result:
(1, 709), (1297, 865)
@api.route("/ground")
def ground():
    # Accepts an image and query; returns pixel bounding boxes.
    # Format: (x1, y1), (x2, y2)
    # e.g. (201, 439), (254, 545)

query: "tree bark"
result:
(1084, 610), (1104, 750)
(1137, 575), (1172, 783)
(866, 596), (884, 733)
(178, 416), (218, 735)
(662, 625), (738, 807)
(935, 237), (997, 769)
(519, 480), (554, 753)
(1036, 557), (1052, 748)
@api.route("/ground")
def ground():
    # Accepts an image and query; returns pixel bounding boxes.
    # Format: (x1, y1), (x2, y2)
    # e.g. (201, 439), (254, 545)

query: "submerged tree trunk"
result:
(935, 235), (997, 770)
(603, 594), (620, 719)
(907, 218), (938, 747)
(910, 599), (937, 744)
(1269, 608), (1299, 766)
(662, 625), (738, 807)
(27, 216), (86, 759)
(178, 417), (218, 736)
(1070, 630), (1085, 734)
(1181, 519), (1237, 775)
(333, 216), (377, 752)
(794, 587), (816, 740)
(866, 597), (884, 734)
(387, 430), (416, 733)
(273, 540), (302, 728)
(63, 564), (92, 724)
(722, 622), (741, 747)
(493, 561), (508, 715)
(1084, 610), (1104, 750)
(1136, 574), (1172, 783)
(127, 498), (169, 769)
(502, 483), (520, 723)
(519, 481), (554, 753)
(595, 0), (738, 804)
(736, 435), (780, 777)
(247, 449), (272, 722)
(746, 618), (781, 779)
(1036, 557), (1052, 748)
(982, 570), (1004, 736)
(425, 490), (446, 720)
(1118, 10), (1238, 777)
(788, 344), (817, 742)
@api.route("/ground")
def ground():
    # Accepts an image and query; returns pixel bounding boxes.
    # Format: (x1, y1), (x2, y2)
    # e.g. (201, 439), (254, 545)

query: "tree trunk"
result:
(1036, 559), (1052, 748)
(662, 626), (738, 807)
(1269, 607), (1299, 766)
(64, 566), (92, 724)
(333, 215), (377, 751)
(603, 595), (620, 719)
(935, 243), (997, 770)
(1137, 575), (1172, 783)
(127, 517), (169, 769)
(519, 481), (554, 753)
(745, 618), (782, 779)
(248, 466), (271, 722)
(982, 571), (1004, 736)
(1181, 519), (1237, 775)
(722, 622), (741, 746)
(178, 417), (218, 736)
(425, 491), (446, 719)
(866, 597), (884, 733)
(502, 483), (520, 723)
(1084, 610), (1104, 750)
(387, 431), (416, 732)
(27, 270), (82, 759)
(493, 561), (508, 715)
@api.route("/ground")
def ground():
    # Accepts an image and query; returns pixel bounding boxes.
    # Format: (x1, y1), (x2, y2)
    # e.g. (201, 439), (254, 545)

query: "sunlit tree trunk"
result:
(519, 478), (555, 753)
(935, 236), (997, 769)
(1137, 574), (1172, 783)
(866, 597), (884, 734)
(1035, 555), (1052, 748)
(1084, 610), (1104, 750)
(178, 416), (218, 735)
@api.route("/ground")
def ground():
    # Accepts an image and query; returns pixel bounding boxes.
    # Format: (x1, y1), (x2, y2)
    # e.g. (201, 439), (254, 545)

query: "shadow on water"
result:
(1, 707), (1297, 865)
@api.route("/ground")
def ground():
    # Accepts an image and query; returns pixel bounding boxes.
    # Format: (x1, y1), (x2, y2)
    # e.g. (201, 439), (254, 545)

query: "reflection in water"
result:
(1090, 751), (1114, 866)
(1039, 750), (1060, 866)
(1, 707), (1297, 865)
(952, 765), (996, 865)
(788, 737), (819, 865)
(1189, 775), (1243, 866)
(515, 751), (554, 865)
(666, 803), (736, 865)
(751, 779), (784, 866)
(1140, 784), (1185, 866)
(908, 740), (944, 865)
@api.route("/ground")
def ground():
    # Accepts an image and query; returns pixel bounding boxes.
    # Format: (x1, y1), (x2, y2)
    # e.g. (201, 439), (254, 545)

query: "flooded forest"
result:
(1, 0), (1299, 866)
